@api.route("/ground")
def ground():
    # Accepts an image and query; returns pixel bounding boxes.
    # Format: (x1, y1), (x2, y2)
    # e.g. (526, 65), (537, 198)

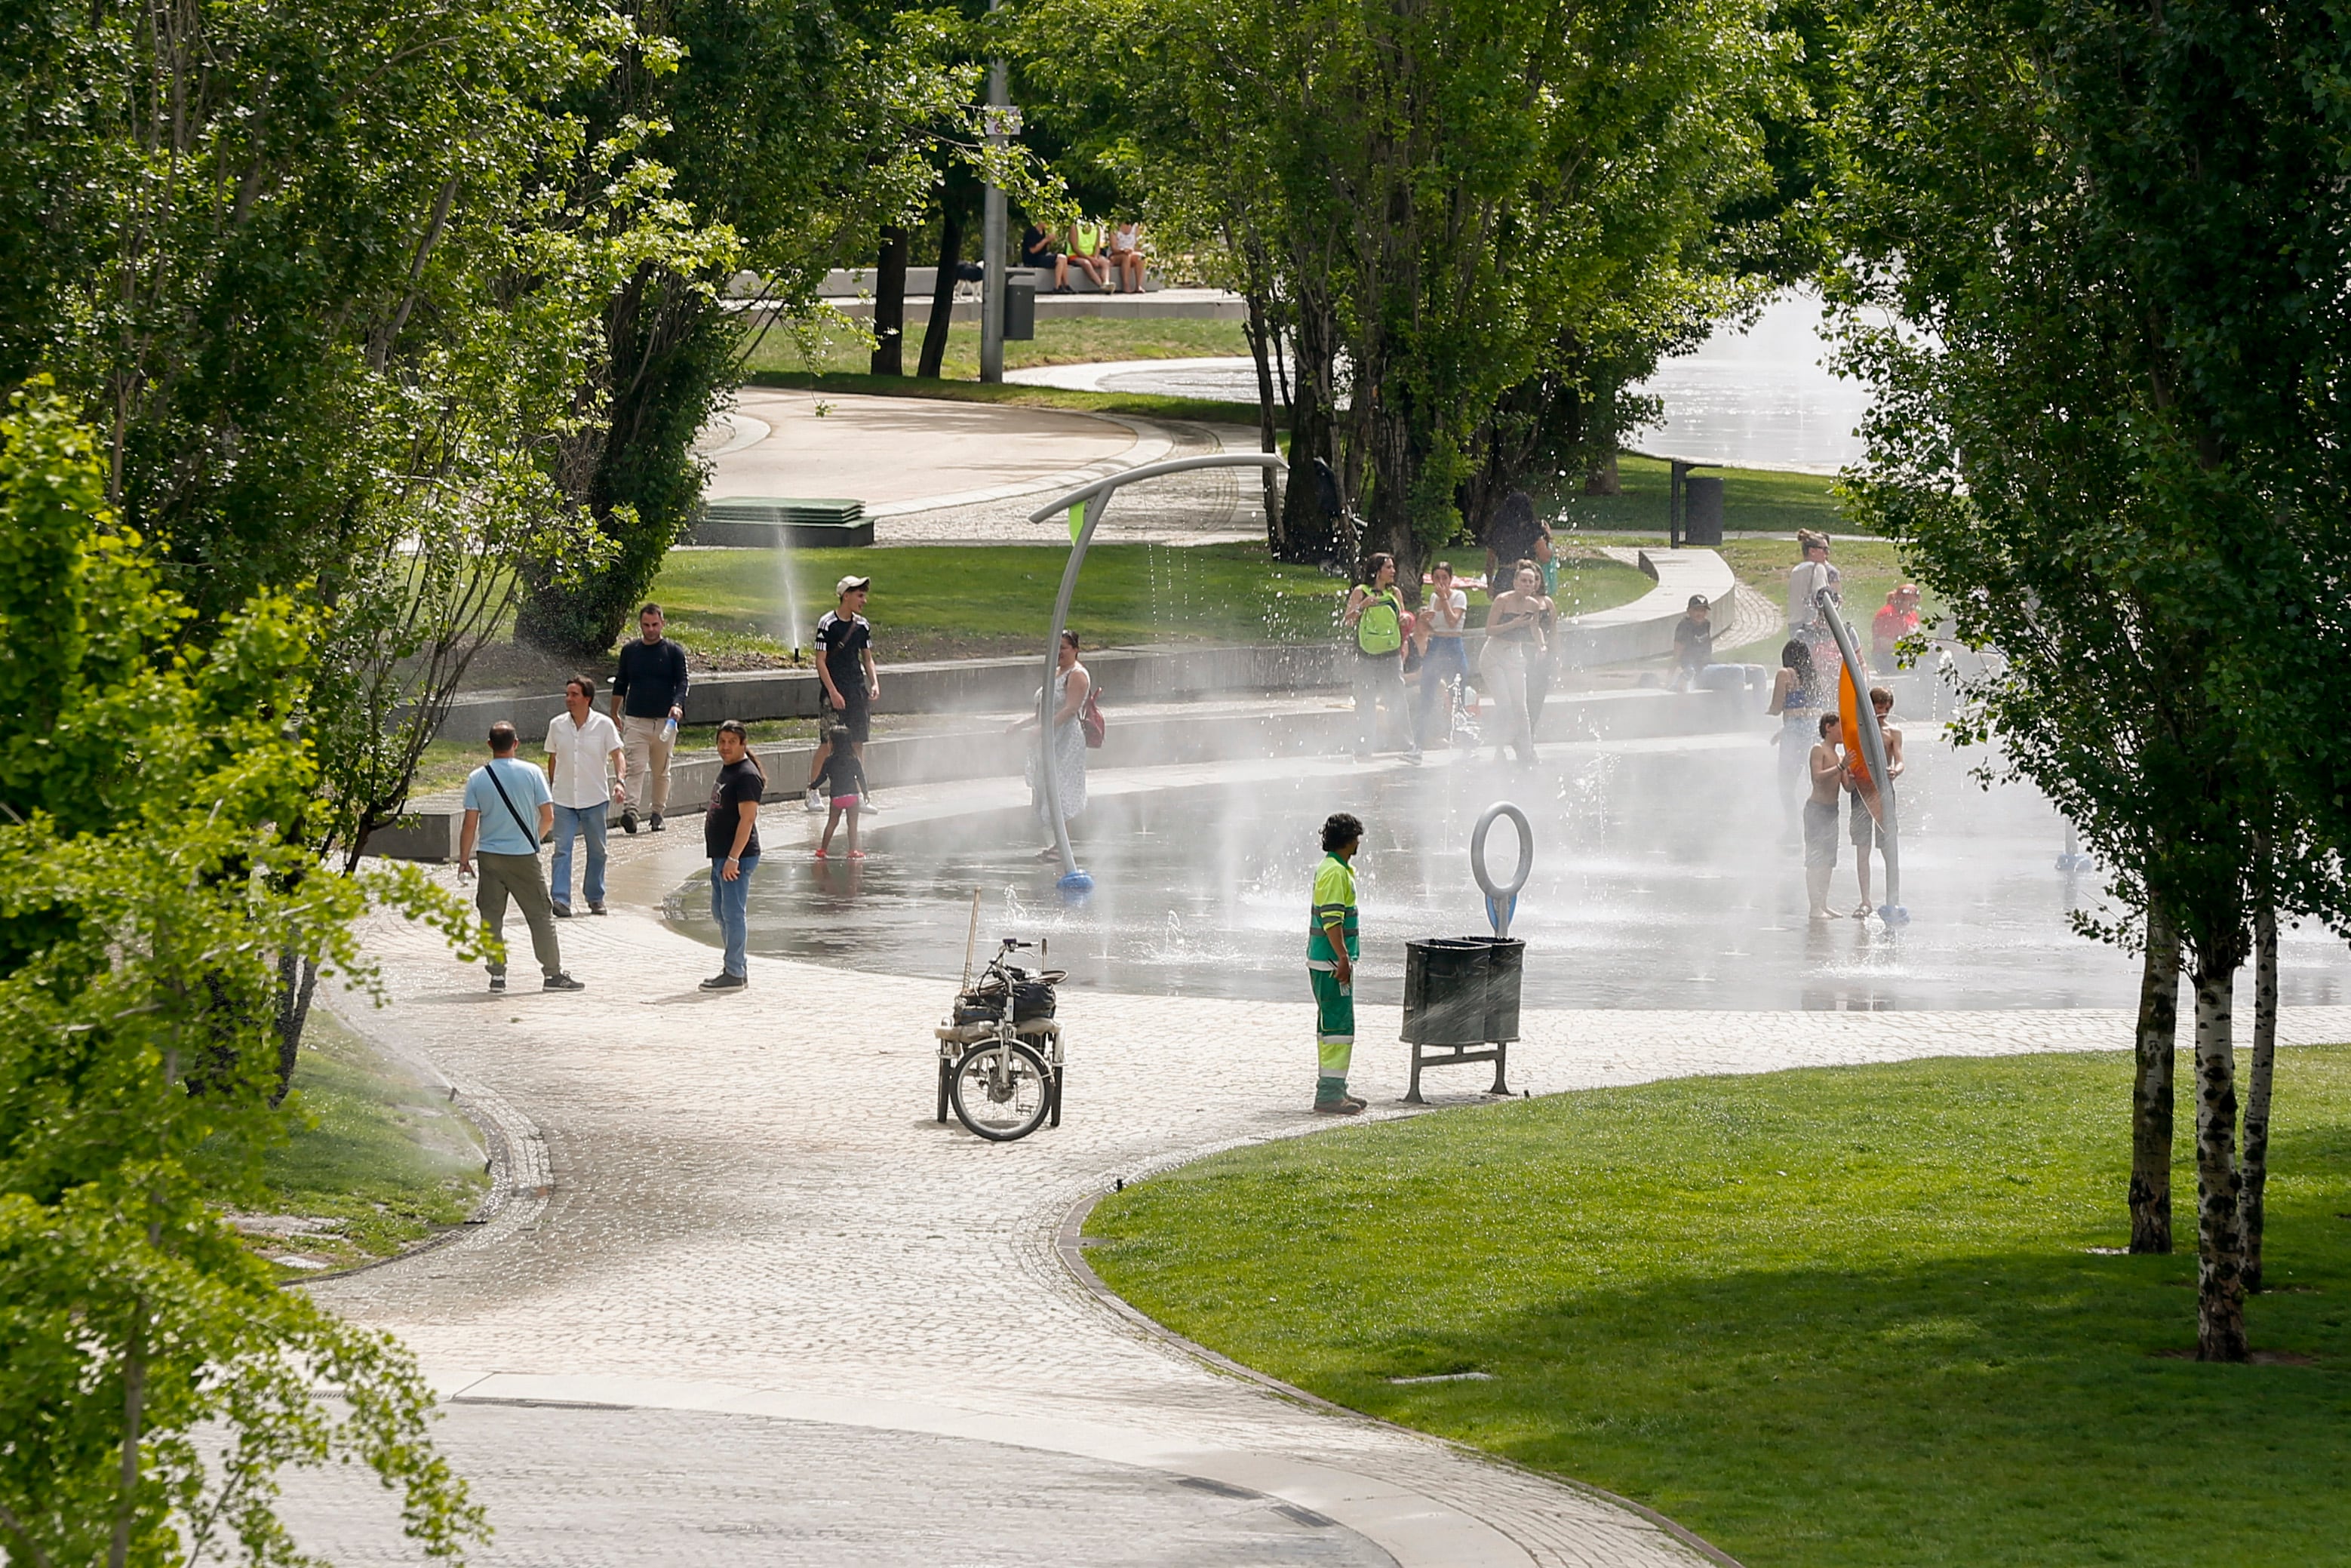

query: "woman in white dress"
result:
(1010, 630), (1092, 857)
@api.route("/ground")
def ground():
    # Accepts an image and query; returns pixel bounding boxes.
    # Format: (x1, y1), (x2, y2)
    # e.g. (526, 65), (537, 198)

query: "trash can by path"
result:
(1401, 936), (1521, 1102)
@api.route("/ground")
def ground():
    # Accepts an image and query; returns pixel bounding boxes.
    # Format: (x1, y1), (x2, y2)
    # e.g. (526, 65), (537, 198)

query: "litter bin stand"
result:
(1401, 936), (1523, 1102)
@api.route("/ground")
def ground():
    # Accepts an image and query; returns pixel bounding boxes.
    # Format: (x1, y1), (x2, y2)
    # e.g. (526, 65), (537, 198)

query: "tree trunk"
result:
(272, 950), (321, 1108)
(109, 1300), (146, 1568)
(2129, 899), (2181, 1252)
(2190, 944), (2249, 1360)
(1277, 297), (1339, 563)
(1584, 451), (1621, 495)
(915, 212), (963, 380)
(869, 226), (908, 377)
(2240, 891), (2278, 1292)
(1243, 289), (1285, 547)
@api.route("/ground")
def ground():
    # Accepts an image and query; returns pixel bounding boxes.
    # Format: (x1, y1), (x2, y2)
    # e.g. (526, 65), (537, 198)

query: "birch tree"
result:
(1830, 0), (2351, 1359)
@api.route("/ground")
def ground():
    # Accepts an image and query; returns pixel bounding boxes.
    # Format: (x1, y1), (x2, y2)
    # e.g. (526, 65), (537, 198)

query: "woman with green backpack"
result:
(1342, 554), (1422, 764)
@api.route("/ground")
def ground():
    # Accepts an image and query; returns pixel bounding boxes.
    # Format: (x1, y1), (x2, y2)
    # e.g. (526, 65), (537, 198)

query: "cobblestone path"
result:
(288, 813), (2351, 1566)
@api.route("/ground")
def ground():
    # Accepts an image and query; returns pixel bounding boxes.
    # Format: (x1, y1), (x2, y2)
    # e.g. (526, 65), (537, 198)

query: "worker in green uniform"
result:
(1308, 812), (1367, 1115)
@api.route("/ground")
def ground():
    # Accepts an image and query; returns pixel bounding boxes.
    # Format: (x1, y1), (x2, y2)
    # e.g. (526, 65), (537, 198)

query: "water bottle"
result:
(661, 714), (678, 747)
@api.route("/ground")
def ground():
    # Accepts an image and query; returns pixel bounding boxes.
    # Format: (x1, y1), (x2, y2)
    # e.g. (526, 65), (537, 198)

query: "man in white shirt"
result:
(542, 675), (627, 917)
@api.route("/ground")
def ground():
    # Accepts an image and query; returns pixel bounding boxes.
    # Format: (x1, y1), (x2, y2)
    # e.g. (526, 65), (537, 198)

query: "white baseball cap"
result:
(836, 575), (871, 595)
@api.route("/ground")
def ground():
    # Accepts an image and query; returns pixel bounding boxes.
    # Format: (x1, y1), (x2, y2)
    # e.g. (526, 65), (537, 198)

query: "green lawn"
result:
(649, 542), (1654, 664)
(1550, 453), (1856, 539)
(743, 315), (1250, 382)
(244, 1009), (489, 1273)
(1086, 1049), (2351, 1568)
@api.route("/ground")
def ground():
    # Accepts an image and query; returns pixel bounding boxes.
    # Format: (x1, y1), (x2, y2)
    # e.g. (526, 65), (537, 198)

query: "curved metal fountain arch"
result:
(1023, 453), (1290, 890)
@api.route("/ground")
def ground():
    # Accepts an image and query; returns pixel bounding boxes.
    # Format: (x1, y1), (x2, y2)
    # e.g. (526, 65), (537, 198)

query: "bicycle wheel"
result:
(950, 1040), (1053, 1142)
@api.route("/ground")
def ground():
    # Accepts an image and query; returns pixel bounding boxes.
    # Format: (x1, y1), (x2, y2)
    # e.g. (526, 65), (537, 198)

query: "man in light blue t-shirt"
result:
(459, 721), (582, 994)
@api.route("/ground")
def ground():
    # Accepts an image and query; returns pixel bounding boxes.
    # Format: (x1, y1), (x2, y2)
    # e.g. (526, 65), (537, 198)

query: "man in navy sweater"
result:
(609, 602), (690, 832)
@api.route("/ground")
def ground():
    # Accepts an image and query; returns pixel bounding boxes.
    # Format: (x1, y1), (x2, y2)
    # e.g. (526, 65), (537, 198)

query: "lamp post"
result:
(1025, 454), (1289, 890)
(979, 14), (1009, 385)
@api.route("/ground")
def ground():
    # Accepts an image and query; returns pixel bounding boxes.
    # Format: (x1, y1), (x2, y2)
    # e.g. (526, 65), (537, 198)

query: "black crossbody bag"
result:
(482, 763), (539, 847)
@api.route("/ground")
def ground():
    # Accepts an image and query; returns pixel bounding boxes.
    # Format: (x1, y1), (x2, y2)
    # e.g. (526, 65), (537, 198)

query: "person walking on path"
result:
(812, 724), (867, 860)
(610, 602), (689, 833)
(1480, 561), (1549, 766)
(1766, 639), (1822, 816)
(459, 721), (582, 994)
(809, 576), (882, 812)
(1846, 686), (1907, 918)
(701, 719), (765, 992)
(1010, 630), (1092, 859)
(542, 675), (626, 917)
(1342, 553), (1421, 763)
(1803, 713), (1845, 921)
(1308, 812), (1366, 1116)
(1413, 560), (1471, 746)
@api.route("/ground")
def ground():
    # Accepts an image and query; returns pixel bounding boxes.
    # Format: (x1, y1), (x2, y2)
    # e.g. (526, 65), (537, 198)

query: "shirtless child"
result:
(1847, 687), (1906, 916)
(1805, 712), (1845, 921)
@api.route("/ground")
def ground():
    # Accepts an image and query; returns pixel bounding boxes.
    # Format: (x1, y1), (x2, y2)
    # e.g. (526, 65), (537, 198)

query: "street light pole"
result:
(979, 26), (1007, 384)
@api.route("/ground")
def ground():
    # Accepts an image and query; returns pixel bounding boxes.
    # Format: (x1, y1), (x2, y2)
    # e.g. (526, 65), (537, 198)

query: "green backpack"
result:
(1354, 588), (1403, 656)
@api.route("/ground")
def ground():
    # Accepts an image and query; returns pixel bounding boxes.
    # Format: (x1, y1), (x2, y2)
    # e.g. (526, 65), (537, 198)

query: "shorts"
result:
(1849, 791), (1885, 848)
(831, 794), (860, 810)
(1803, 801), (1839, 869)
(829, 690), (871, 744)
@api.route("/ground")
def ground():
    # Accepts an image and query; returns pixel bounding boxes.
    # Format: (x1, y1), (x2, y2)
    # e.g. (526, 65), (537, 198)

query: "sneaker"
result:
(589, 901), (607, 916)
(488, 974), (506, 993)
(1402, 750), (1423, 766)
(620, 806), (639, 835)
(649, 813), (665, 832)
(542, 973), (585, 992)
(551, 904), (573, 919)
(1341, 1094), (1368, 1111)
(699, 971), (747, 991)
(805, 787), (825, 813)
(813, 847), (829, 859)
(1313, 1099), (1364, 1116)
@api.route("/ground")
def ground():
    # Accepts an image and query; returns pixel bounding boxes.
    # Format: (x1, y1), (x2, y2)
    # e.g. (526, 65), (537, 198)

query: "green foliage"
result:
(0, 392), (486, 1566)
(1016, 0), (1784, 566)
(1089, 1047), (2351, 1566)
(1826, 0), (2351, 945)
(513, 0), (993, 657)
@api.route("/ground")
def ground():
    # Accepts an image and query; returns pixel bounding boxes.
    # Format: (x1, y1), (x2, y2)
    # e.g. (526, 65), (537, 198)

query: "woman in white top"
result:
(1413, 560), (1471, 746)
(1479, 561), (1552, 767)
(1009, 630), (1092, 858)
(1107, 220), (1145, 293)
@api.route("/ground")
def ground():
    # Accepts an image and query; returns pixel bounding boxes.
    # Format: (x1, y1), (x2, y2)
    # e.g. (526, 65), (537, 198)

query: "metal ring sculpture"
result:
(1471, 801), (1533, 939)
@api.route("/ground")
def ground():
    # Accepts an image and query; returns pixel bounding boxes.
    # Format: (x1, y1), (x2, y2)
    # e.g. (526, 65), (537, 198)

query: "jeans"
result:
(708, 854), (760, 978)
(550, 801), (608, 908)
(1352, 653), (1418, 755)
(1415, 637), (1471, 742)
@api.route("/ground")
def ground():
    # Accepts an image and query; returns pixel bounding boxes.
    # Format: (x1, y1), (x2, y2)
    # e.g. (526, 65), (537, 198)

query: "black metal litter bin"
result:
(1401, 936), (1521, 1101)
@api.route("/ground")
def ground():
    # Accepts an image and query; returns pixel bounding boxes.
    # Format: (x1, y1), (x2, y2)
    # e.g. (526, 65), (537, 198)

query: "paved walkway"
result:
(702, 388), (1264, 546)
(282, 772), (2351, 1564)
